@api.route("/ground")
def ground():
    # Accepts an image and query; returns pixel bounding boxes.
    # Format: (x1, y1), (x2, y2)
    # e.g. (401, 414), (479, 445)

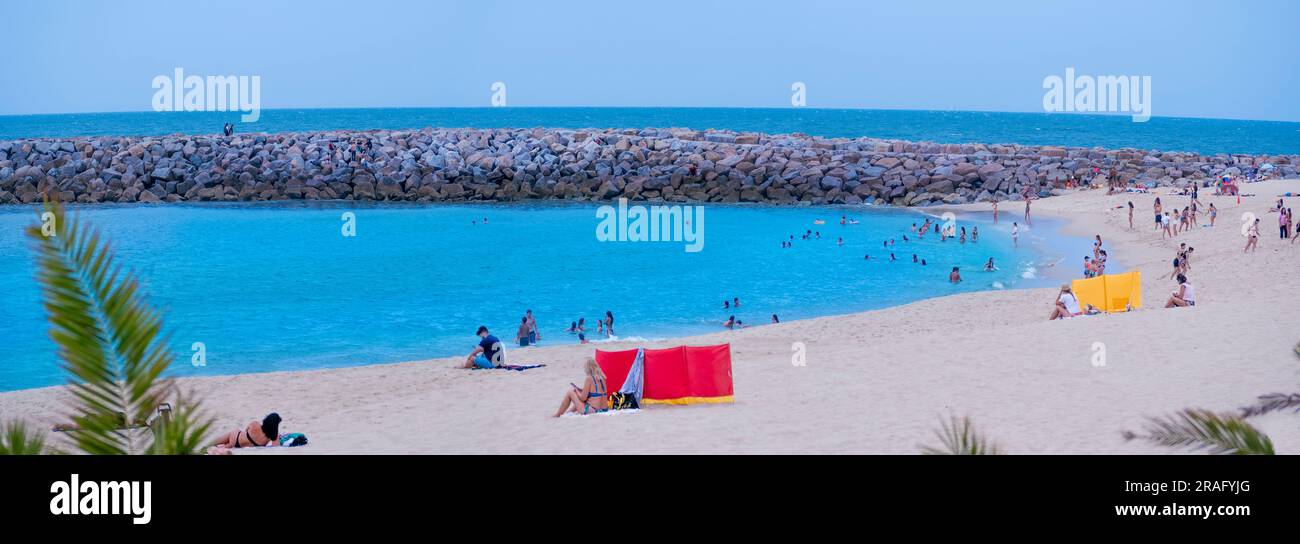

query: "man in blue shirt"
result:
(463, 325), (504, 369)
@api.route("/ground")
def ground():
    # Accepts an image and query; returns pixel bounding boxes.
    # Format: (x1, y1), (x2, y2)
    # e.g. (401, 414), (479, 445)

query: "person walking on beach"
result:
(1280, 208), (1290, 240)
(463, 326), (503, 369)
(1127, 201), (1134, 229)
(1208, 203), (1218, 227)
(1245, 218), (1261, 252)
(1024, 196), (1032, 226)
(992, 200), (999, 223)
(1154, 198), (1163, 231)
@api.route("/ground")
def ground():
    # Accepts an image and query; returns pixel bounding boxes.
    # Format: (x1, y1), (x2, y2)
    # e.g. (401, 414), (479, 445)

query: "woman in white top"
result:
(1165, 274), (1195, 308)
(1049, 284), (1083, 320)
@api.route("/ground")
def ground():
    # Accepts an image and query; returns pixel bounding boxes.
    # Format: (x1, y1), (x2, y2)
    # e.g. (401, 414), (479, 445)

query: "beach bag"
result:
(278, 433), (309, 447)
(609, 392), (639, 411)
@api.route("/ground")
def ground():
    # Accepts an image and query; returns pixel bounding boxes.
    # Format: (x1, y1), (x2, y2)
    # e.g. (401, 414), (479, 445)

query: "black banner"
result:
(0, 455), (1290, 533)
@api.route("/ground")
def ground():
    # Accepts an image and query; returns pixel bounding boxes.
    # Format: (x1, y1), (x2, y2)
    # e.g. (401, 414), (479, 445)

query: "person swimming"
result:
(984, 258), (997, 271)
(949, 267), (962, 283)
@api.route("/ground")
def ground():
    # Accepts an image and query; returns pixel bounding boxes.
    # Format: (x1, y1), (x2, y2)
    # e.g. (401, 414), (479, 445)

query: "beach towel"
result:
(619, 348), (646, 404)
(493, 364), (546, 371)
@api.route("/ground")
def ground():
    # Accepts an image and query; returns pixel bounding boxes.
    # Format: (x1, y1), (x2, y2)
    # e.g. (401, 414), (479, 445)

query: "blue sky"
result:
(1, 0), (1297, 121)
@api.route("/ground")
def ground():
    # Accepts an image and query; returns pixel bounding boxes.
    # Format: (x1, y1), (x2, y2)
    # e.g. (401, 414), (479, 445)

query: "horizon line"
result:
(1, 105), (1298, 126)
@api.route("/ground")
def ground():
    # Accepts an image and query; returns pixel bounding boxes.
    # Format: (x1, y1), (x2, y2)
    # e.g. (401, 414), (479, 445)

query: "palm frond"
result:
(25, 201), (210, 454)
(1125, 409), (1274, 455)
(920, 414), (1002, 455)
(147, 396), (215, 455)
(1240, 393), (1300, 418)
(0, 421), (48, 455)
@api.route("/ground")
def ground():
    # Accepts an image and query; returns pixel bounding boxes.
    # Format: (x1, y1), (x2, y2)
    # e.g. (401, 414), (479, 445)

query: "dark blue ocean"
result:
(0, 108), (1296, 156)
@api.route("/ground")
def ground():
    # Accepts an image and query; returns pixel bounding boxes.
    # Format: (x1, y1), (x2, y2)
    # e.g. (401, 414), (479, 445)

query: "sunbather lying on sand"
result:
(208, 413), (281, 454)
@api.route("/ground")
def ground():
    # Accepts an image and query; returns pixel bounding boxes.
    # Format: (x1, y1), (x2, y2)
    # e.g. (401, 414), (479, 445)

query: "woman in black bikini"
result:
(211, 413), (281, 452)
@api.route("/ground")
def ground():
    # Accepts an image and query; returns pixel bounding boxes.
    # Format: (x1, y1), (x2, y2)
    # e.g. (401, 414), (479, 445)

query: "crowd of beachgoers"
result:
(11, 168), (1296, 454)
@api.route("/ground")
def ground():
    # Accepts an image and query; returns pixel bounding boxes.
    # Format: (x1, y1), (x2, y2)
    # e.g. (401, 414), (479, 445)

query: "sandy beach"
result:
(3, 180), (1298, 454)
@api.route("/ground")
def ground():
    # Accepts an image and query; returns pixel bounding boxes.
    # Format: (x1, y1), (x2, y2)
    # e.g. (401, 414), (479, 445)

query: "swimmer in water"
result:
(984, 258), (997, 272)
(949, 267), (962, 283)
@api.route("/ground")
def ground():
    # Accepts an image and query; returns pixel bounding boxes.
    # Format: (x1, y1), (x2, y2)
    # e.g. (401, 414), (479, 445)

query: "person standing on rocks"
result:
(222, 123), (234, 137)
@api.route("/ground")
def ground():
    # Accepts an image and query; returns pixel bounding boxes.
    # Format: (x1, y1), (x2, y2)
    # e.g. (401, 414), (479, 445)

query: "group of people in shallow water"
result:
(790, 214), (1011, 284)
(720, 297), (781, 329)
(560, 311), (615, 344)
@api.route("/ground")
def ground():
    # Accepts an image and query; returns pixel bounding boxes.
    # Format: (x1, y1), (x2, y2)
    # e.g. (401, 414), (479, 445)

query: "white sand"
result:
(4, 180), (1299, 454)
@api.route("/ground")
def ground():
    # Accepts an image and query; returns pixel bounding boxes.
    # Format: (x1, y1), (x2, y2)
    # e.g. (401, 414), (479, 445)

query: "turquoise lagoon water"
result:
(1, 107), (1297, 156)
(0, 203), (1097, 391)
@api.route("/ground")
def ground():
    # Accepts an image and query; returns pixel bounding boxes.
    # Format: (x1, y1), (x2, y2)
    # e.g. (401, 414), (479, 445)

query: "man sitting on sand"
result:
(463, 326), (504, 369)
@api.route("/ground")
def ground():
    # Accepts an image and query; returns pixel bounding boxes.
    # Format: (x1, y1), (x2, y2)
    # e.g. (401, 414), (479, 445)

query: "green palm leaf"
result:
(0, 421), (48, 455)
(1125, 409), (1274, 455)
(920, 414), (1002, 455)
(23, 201), (210, 455)
(146, 397), (214, 455)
